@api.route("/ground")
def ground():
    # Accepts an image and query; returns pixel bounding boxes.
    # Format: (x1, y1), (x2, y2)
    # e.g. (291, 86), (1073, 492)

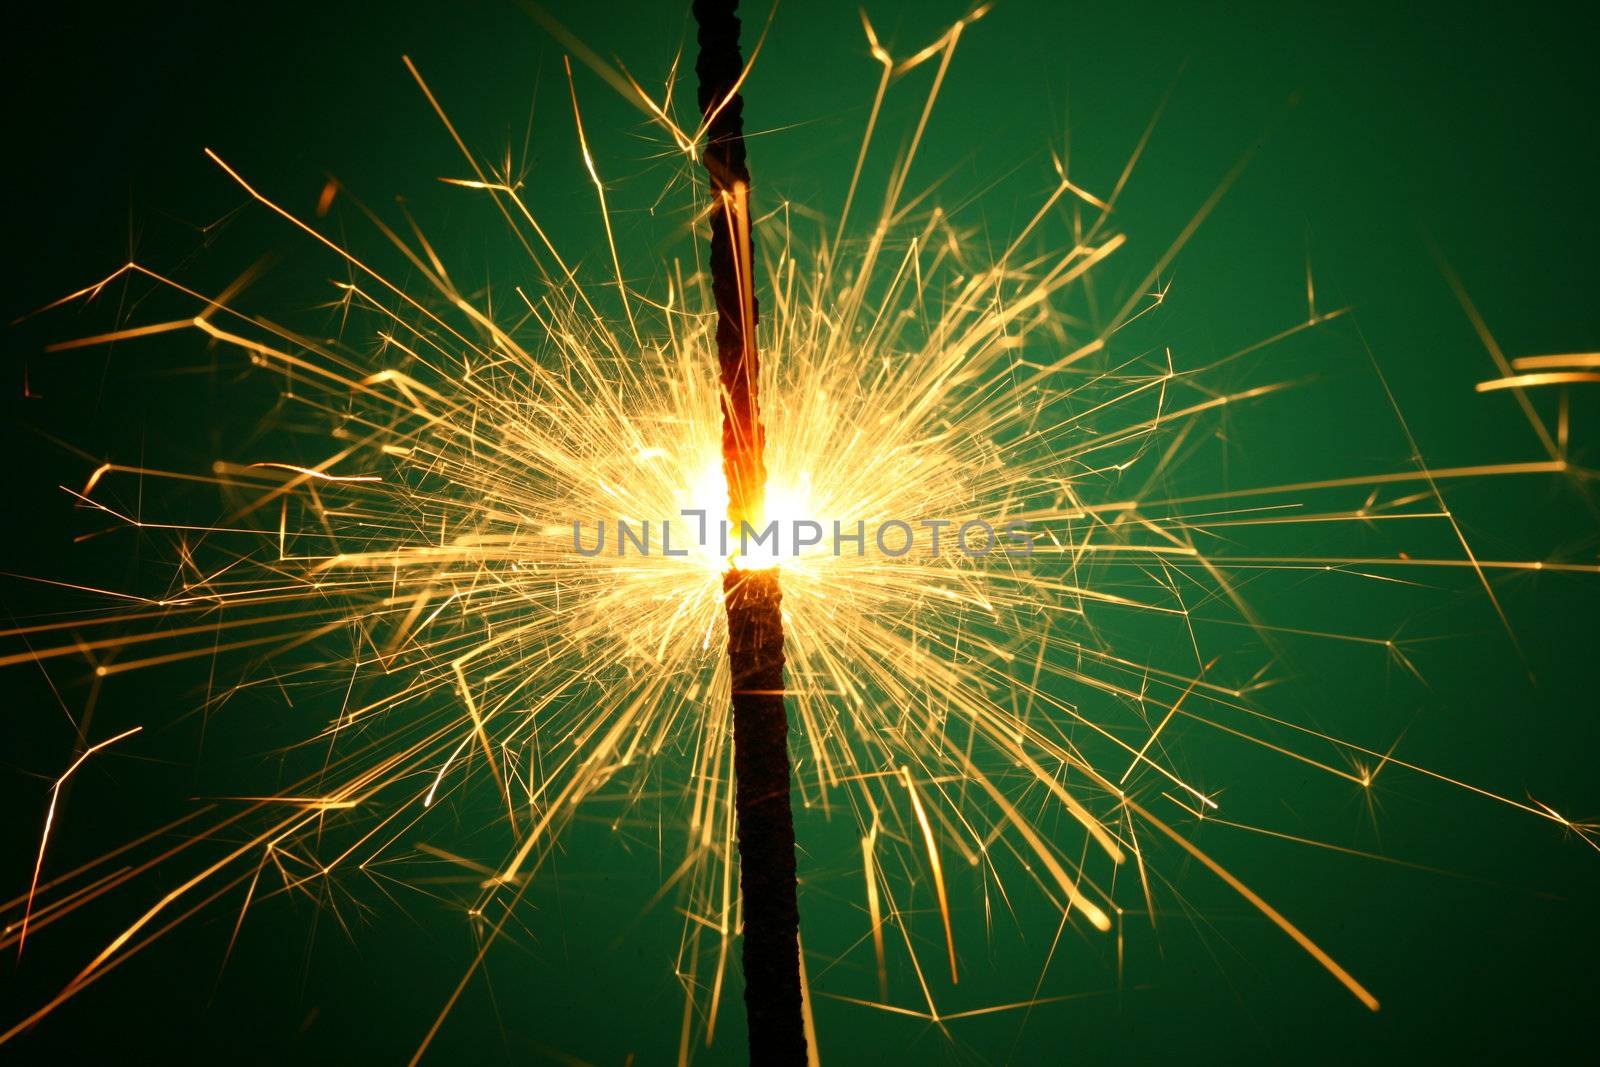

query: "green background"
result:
(3, 1), (1597, 1063)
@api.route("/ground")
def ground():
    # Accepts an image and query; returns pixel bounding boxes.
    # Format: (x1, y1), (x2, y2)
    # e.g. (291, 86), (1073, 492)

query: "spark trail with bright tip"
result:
(4, 5), (1598, 1063)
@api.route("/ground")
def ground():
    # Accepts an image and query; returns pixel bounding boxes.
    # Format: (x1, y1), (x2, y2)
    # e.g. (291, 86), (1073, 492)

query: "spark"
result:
(1476, 371), (1600, 392)
(19, 727), (144, 956)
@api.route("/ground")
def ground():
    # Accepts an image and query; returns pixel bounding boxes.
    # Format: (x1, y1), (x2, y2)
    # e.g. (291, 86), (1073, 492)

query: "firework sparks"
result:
(3, 5), (1597, 1062)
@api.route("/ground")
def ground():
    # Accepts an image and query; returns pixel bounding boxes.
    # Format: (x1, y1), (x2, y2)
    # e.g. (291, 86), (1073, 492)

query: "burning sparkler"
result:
(3, 3), (1597, 1063)
(693, 1), (808, 1062)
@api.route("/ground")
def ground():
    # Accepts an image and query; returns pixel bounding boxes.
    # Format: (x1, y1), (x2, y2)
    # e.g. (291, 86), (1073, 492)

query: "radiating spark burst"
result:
(4, 7), (1597, 1061)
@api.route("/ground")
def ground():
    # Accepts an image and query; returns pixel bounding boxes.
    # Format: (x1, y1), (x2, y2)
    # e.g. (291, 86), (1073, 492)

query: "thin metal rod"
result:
(693, 1), (807, 1063)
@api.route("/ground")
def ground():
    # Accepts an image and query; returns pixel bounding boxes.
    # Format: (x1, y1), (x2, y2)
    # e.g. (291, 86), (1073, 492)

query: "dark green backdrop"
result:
(3, 2), (1596, 1063)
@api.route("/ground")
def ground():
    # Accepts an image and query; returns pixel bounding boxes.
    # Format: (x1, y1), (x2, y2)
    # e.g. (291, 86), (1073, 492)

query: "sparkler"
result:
(3, 4), (1597, 1063)
(692, 1), (808, 1062)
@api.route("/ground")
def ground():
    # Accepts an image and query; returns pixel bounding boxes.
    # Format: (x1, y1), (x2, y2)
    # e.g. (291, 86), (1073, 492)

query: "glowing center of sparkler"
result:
(650, 454), (831, 575)
(725, 470), (830, 573)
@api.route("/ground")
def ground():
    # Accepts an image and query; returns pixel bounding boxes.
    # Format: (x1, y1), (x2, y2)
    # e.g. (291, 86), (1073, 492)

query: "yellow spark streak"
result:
(19, 727), (143, 956)
(1120, 672), (1205, 785)
(1511, 352), (1600, 370)
(246, 462), (383, 483)
(798, 931), (822, 1067)
(901, 767), (959, 983)
(563, 55), (641, 349)
(1476, 371), (1600, 392)
(861, 814), (888, 999)
(952, 749), (1111, 932)
(44, 318), (195, 352)
(830, 11), (894, 260)
(1125, 798), (1381, 1012)
(1439, 258), (1562, 462)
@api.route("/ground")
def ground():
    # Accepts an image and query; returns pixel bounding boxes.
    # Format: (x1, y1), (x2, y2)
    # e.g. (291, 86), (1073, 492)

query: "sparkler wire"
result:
(694, 0), (807, 1062)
